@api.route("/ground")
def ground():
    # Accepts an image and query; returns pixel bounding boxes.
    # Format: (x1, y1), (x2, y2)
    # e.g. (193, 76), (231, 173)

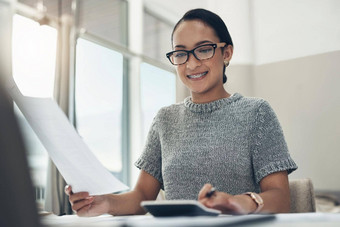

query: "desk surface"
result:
(41, 213), (340, 227)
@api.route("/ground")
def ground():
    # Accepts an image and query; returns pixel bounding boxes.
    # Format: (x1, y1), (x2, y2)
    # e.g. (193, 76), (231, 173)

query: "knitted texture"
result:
(135, 93), (297, 200)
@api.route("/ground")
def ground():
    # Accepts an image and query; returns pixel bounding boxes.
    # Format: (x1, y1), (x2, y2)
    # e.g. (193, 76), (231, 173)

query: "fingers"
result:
(76, 204), (92, 217)
(64, 185), (73, 196)
(198, 184), (244, 215)
(69, 192), (90, 204)
(64, 185), (89, 204)
(69, 193), (94, 214)
(64, 185), (94, 214)
(198, 183), (213, 200)
(72, 196), (94, 212)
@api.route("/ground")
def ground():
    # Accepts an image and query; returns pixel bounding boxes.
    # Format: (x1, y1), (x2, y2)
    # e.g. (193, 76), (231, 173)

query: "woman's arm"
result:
(106, 170), (161, 215)
(198, 171), (290, 214)
(255, 170), (290, 213)
(66, 170), (161, 216)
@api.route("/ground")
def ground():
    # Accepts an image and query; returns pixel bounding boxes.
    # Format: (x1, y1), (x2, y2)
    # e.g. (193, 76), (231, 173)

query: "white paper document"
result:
(7, 79), (129, 195)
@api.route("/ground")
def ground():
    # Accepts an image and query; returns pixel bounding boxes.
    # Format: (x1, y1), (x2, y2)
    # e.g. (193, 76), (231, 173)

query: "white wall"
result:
(252, 0), (340, 65)
(250, 0), (340, 190)
(253, 51), (340, 190)
(209, 0), (254, 65)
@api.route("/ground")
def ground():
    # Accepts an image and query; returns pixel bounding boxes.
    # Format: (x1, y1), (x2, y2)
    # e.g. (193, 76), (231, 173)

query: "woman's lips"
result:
(187, 71), (208, 79)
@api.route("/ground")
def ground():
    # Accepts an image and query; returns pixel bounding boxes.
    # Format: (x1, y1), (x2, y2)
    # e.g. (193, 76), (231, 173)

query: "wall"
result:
(249, 0), (340, 190)
(252, 0), (340, 65)
(253, 51), (340, 190)
(224, 0), (340, 190)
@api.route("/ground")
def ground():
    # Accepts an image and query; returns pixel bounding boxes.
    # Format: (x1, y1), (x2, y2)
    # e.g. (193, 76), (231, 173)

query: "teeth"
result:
(188, 72), (207, 79)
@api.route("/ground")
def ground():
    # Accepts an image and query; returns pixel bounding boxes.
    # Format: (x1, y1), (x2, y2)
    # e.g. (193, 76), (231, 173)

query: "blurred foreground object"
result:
(0, 80), (41, 227)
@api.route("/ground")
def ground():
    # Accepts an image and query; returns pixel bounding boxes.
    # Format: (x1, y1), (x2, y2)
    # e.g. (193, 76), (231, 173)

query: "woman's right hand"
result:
(65, 185), (110, 217)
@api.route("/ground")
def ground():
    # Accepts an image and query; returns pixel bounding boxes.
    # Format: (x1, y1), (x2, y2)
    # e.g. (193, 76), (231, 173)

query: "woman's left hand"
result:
(198, 184), (257, 215)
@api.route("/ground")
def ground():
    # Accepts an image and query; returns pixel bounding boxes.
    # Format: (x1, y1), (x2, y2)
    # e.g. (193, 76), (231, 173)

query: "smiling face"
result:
(172, 19), (233, 103)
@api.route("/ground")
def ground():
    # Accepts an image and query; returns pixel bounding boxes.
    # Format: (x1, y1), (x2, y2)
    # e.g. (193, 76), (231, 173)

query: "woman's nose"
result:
(186, 53), (201, 70)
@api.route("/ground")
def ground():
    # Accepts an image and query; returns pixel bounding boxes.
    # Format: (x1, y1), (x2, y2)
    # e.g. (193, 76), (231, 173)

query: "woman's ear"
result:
(223, 45), (233, 62)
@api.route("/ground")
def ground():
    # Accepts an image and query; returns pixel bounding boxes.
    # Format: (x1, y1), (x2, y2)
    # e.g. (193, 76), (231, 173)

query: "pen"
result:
(206, 187), (216, 198)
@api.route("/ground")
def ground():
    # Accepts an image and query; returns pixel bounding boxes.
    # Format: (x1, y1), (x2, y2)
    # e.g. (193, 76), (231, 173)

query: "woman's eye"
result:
(174, 52), (187, 58)
(197, 47), (213, 53)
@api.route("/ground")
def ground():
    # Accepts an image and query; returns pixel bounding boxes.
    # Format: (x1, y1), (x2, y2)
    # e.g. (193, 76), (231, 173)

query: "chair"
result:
(289, 178), (316, 213)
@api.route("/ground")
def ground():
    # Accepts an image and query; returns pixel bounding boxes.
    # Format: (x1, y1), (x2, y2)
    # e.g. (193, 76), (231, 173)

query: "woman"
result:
(66, 8), (297, 216)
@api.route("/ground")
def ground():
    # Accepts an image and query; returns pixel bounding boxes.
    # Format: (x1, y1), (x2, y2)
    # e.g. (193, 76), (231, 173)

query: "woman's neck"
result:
(191, 88), (231, 104)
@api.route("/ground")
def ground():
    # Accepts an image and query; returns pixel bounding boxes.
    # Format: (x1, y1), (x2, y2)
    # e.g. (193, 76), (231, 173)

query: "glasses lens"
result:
(171, 51), (187, 65)
(194, 45), (214, 60)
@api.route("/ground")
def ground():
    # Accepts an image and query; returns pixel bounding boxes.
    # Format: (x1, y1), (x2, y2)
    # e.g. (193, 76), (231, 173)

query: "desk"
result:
(41, 213), (340, 227)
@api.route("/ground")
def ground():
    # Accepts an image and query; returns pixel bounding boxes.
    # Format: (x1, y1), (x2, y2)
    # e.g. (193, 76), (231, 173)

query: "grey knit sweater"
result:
(135, 93), (297, 200)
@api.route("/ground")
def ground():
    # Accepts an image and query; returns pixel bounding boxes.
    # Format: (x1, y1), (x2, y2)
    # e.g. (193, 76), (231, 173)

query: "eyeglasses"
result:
(166, 42), (226, 65)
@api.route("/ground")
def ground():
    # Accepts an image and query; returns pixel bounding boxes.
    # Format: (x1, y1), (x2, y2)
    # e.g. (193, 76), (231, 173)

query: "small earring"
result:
(224, 61), (229, 67)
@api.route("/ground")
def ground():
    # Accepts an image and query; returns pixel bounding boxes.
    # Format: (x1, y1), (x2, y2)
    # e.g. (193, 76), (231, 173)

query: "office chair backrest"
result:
(289, 178), (316, 213)
(0, 82), (41, 227)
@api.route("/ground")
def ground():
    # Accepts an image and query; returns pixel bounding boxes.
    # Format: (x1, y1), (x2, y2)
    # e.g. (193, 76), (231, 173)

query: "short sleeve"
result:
(134, 118), (163, 188)
(251, 101), (298, 184)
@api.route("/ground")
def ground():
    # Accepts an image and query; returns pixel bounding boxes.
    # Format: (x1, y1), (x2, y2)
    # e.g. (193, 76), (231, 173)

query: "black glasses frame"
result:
(166, 42), (226, 65)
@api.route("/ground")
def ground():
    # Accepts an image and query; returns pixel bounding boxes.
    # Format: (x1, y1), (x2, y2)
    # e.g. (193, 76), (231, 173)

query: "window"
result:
(75, 38), (124, 179)
(78, 0), (128, 46)
(12, 14), (57, 209)
(140, 63), (176, 141)
(143, 10), (173, 65)
(12, 14), (56, 98)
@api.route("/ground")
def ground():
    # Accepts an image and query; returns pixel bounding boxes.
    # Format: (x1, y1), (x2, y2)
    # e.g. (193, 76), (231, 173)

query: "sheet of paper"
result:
(7, 79), (129, 195)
